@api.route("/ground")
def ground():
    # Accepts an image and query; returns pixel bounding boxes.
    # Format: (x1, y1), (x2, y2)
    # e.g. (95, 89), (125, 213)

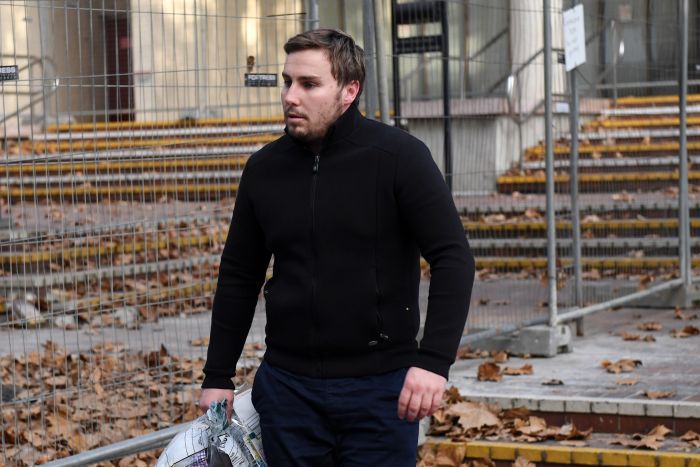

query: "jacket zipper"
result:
(310, 153), (322, 376)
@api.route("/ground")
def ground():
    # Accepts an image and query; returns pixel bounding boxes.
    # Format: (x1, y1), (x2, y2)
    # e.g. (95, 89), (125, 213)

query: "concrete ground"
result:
(2, 279), (698, 408)
(449, 304), (700, 404)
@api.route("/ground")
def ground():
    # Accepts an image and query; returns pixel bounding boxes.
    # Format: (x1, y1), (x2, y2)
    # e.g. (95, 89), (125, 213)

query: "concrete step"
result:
(497, 171), (700, 194)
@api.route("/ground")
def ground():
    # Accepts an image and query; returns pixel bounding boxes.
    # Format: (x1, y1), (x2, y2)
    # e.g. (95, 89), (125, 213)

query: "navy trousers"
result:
(251, 361), (419, 466)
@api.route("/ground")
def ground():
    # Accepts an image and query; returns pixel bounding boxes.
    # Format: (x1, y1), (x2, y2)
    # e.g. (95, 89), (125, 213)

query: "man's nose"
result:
(283, 83), (300, 106)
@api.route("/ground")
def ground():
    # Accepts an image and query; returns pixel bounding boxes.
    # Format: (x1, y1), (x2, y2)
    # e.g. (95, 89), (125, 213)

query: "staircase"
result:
(464, 94), (699, 276)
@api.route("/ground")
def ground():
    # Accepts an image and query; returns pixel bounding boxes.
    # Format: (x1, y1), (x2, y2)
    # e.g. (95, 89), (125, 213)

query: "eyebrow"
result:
(282, 73), (321, 81)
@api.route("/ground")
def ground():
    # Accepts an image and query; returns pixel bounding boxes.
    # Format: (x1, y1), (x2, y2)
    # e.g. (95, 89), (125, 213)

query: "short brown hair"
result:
(284, 29), (365, 103)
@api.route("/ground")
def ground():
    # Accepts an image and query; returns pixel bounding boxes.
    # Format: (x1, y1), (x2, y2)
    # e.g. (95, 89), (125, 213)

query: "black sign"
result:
(0, 65), (18, 81)
(245, 73), (277, 87)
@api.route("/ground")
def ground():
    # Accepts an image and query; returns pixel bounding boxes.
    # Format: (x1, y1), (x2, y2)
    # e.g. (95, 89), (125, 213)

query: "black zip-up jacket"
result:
(202, 105), (475, 389)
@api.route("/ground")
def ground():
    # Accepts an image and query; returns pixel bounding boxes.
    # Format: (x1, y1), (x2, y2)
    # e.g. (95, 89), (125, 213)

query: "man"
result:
(199, 29), (474, 466)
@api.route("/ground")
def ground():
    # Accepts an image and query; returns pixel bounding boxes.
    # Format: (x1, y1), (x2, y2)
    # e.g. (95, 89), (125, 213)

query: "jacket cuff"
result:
(413, 351), (452, 380)
(201, 375), (236, 390)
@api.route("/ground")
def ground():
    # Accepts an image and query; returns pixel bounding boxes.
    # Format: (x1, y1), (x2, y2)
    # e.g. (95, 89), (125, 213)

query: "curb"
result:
(461, 392), (700, 418)
(424, 438), (700, 467)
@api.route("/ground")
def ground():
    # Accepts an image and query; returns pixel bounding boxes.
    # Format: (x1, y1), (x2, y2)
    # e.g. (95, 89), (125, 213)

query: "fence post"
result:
(544, 0), (558, 327)
(678, 0), (691, 286)
(363, 0), (379, 120)
(568, 1), (583, 333)
(374, 0), (391, 125)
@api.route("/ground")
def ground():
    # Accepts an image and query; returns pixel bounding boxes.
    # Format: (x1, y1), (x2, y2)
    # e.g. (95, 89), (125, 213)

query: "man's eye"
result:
(283, 80), (291, 87)
(303, 82), (316, 88)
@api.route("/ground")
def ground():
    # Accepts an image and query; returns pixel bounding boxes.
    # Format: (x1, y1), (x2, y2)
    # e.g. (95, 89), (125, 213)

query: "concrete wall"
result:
(409, 112), (571, 194)
(130, 0), (302, 122)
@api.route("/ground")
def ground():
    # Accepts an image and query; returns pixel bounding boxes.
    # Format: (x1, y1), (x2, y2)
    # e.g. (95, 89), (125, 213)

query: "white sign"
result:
(563, 4), (586, 72)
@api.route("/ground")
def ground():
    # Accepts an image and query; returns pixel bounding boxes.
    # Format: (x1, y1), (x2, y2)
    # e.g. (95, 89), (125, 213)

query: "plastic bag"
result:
(156, 396), (266, 467)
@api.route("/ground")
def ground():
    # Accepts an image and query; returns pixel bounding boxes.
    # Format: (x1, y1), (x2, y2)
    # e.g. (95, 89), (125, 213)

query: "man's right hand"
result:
(199, 388), (235, 421)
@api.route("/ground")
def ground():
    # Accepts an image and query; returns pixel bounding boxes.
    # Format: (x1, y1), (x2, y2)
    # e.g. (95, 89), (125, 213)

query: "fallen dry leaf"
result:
(557, 423), (593, 440)
(190, 336), (210, 347)
(477, 362), (502, 382)
(512, 456), (536, 467)
(492, 351), (509, 363)
(615, 378), (639, 386)
(643, 335), (656, 342)
(680, 430), (700, 447)
(457, 348), (481, 359)
(502, 364), (533, 376)
(621, 332), (640, 341)
(434, 442), (466, 466)
(670, 325), (700, 338)
(647, 425), (672, 439)
(601, 358), (642, 373)
(637, 321), (662, 331)
(644, 391), (674, 399)
(445, 401), (502, 430)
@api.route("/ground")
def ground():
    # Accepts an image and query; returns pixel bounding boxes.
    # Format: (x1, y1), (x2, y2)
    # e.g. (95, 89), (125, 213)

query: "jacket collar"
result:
(284, 103), (361, 153)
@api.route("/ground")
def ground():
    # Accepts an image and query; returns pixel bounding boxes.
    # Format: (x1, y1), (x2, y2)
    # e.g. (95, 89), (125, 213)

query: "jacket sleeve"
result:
(202, 160), (271, 389)
(394, 137), (475, 379)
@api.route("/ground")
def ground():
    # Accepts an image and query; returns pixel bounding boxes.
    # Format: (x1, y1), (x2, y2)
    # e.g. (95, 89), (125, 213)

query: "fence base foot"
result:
(466, 324), (573, 357)
(628, 282), (700, 309)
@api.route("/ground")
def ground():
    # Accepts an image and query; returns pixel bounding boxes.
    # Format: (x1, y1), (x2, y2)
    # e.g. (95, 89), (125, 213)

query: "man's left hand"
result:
(397, 367), (446, 422)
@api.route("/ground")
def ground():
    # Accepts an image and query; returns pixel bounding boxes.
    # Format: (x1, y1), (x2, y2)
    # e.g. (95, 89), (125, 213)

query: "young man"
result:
(199, 29), (475, 466)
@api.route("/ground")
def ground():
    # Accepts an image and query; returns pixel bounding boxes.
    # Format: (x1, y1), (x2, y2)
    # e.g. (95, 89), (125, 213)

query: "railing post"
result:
(363, 0), (379, 120)
(678, 0), (691, 286)
(568, 1), (583, 334)
(544, 0), (558, 327)
(374, 0), (391, 125)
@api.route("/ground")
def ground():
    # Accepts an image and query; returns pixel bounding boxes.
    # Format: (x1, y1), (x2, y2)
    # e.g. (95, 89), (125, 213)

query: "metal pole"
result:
(679, 0), (692, 286)
(568, 0), (583, 334)
(611, 20), (618, 105)
(569, 69), (583, 331)
(363, 0), (379, 120)
(544, 0), (558, 327)
(441, 0), (452, 192)
(390, 0), (400, 126)
(374, 0), (391, 124)
(310, 0), (319, 29)
(43, 423), (187, 467)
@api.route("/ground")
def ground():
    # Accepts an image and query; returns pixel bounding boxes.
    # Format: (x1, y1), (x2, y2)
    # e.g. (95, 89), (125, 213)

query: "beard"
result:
(284, 91), (344, 144)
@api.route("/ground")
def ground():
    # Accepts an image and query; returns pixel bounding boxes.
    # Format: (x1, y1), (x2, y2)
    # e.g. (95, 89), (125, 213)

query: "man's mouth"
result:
(285, 111), (305, 121)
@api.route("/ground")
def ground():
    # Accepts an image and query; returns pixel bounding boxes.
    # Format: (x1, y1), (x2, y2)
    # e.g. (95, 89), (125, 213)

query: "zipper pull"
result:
(312, 154), (320, 174)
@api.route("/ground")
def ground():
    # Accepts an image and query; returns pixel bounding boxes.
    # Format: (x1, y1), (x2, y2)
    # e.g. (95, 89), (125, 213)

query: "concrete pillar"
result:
(509, 0), (565, 116)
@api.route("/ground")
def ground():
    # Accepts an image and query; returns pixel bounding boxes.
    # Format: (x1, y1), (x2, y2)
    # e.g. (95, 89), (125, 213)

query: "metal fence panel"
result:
(1, 1), (299, 465)
(0, 0), (696, 465)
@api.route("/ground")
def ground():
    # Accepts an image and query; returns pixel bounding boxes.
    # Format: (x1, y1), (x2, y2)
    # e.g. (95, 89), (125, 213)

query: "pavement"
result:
(449, 304), (700, 405)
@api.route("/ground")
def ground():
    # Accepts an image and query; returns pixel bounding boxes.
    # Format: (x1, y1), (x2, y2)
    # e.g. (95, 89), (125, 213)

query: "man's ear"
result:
(341, 80), (360, 106)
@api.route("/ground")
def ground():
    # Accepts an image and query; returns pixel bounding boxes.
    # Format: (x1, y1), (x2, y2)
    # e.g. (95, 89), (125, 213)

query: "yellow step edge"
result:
(615, 93), (700, 106)
(0, 183), (239, 198)
(474, 257), (700, 269)
(30, 134), (279, 153)
(497, 171), (700, 185)
(71, 280), (218, 310)
(586, 116), (700, 129)
(526, 140), (700, 158)
(46, 116), (285, 133)
(1, 157), (249, 175)
(424, 439), (700, 466)
(0, 232), (227, 266)
(464, 219), (698, 232)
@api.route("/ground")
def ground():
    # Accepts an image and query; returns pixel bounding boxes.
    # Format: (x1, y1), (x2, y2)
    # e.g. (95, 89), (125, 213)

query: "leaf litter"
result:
(0, 340), (263, 466)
